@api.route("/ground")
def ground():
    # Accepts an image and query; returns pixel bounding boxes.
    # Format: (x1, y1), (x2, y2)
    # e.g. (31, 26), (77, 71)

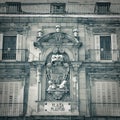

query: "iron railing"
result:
(86, 49), (120, 62)
(0, 103), (24, 116)
(0, 49), (29, 62)
(91, 103), (120, 116)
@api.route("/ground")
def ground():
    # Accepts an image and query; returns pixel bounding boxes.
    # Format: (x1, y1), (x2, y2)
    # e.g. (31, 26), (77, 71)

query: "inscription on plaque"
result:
(44, 102), (71, 112)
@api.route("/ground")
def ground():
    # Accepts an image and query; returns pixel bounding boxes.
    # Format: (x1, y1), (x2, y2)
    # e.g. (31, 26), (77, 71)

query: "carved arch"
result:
(34, 32), (82, 49)
(37, 32), (79, 43)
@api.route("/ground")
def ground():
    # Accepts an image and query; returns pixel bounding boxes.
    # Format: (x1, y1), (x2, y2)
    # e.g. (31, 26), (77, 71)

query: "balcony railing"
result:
(91, 103), (120, 116)
(0, 103), (24, 116)
(0, 49), (29, 62)
(86, 49), (120, 62)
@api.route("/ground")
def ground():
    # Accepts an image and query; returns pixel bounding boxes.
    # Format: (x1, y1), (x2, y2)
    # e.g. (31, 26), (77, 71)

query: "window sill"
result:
(99, 60), (112, 62)
(1, 60), (16, 62)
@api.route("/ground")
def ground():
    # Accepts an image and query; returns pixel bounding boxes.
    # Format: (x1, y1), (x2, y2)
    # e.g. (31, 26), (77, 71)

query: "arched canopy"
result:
(34, 32), (82, 61)
(34, 32), (80, 46)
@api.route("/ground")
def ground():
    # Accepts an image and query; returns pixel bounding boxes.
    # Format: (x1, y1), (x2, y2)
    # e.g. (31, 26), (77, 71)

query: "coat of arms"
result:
(46, 53), (70, 100)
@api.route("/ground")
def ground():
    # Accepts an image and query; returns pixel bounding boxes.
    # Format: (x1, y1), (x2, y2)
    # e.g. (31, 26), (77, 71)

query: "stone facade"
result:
(0, 0), (120, 120)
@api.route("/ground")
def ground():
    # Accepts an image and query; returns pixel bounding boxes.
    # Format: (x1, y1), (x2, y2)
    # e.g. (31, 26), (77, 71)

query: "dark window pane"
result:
(100, 36), (111, 60)
(2, 36), (16, 60)
(95, 2), (111, 14)
(6, 2), (22, 14)
(51, 3), (65, 14)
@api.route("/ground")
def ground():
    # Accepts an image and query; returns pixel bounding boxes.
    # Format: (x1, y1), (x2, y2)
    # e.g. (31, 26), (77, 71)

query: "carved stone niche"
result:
(33, 26), (82, 102)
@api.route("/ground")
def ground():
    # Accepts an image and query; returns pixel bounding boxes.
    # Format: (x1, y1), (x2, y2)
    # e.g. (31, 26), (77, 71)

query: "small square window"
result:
(6, 2), (22, 14)
(94, 2), (111, 14)
(50, 3), (66, 14)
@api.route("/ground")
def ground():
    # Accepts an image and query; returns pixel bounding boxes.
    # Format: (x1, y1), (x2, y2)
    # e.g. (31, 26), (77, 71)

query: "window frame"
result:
(100, 35), (112, 61)
(50, 3), (66, 14)
(0, 33), (24, 62)
(5, 2), (22, 14)
(94, 34), (118, 62)
(94, 2), (111, 14)
(2, 36), (17, 60)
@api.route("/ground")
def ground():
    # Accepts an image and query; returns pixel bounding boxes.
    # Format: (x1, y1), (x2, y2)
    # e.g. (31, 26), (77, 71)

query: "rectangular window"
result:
(100, 36), (111, 60)
(2, 36), (16, 60)
(94, 2), (111, 14)
(50, 3), (66, 14)
(94, 34), (118, 61)
(6, 2), (22, 14)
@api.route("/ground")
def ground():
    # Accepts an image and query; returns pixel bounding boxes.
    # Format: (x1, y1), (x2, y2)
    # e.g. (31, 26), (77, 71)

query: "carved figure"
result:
(59, 80), (67, 89)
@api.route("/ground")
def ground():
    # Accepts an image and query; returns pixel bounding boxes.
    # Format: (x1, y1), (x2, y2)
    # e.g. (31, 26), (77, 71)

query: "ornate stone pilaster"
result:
(36, 62), (44, 101)
(35, 62), (44, 112)
(71, 62), (82, 101)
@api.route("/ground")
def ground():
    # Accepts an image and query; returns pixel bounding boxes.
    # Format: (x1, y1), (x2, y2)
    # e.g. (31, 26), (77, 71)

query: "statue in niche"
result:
(46, 53), (70, 100)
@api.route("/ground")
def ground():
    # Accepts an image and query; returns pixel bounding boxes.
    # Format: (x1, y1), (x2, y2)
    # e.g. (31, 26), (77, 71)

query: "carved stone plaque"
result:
(44, 102), (71, 112)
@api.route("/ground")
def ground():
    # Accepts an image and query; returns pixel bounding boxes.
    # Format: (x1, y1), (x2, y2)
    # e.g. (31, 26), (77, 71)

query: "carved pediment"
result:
(34, 32), (82, 48)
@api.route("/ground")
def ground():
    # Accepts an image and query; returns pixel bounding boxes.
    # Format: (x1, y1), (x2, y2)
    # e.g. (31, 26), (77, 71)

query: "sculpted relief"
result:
(33, 25), (82, 103)
(46, 52), (70, 101)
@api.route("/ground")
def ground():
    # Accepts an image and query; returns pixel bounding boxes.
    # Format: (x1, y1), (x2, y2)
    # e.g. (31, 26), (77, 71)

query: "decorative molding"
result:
(92, 27), (116, 33)
(0, 23), (30, 32)
(89, 73), (120, 81)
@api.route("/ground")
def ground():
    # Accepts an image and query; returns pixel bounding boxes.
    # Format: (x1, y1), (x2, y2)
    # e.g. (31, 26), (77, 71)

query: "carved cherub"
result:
(47, 80), (56, 91)
(58, 80), (67, 89)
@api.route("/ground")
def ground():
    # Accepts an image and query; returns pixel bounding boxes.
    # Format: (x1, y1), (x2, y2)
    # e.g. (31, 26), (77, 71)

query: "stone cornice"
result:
(0, 14), (120, 24)
(0, 14), (120, 18)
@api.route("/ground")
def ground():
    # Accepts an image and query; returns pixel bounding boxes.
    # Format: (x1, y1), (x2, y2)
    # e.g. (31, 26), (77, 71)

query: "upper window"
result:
(94, 2), (111, 14)
(6, 2), (22, 13)
(100, 36), (111, 60)
(2, 36), (16, 60)
(50, 3), (66, 14)
(94, 34), (118, 61)
(0, 34), (25, 61)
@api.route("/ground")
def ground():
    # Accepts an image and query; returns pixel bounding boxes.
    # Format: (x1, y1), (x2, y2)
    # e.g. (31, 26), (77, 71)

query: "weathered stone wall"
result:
(0, 0), (120, 14)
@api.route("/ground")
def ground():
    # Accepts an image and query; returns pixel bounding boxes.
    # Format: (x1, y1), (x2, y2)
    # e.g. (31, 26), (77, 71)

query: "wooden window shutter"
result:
(111, 34), (118, 61)
(0, 34), (3, 61)
(94, 35), (100, 61)
(16, 34), (22, 61)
